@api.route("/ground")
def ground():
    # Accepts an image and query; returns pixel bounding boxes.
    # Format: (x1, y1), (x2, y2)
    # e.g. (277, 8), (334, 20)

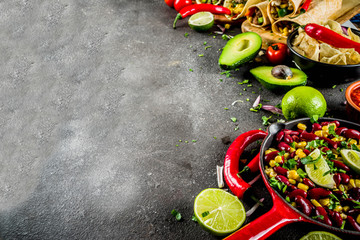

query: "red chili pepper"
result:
(244, 7), (255, 17)
(301, 0), (312, 12)
(174, 0), (192, 12)
(173, 4), (231, 29)
(224, 130), (267, 199)
(304, 23), (360, 54)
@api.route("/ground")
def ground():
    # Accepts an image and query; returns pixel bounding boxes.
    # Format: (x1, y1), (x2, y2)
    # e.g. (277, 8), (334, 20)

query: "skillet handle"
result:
(225, 196), (305, 240)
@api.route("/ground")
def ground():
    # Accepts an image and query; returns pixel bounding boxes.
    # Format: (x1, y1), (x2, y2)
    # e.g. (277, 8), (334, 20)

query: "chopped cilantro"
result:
(213, 136), (217, 140)
(192, 215), (198, 222)
(340, 88), (343, 92)
(305, 139), (327, 150)
(219, 79), (223, 82)
(234, 126), (239, 131)
(192, 140), (197, 143)
(297, 168), (307, 178)
(310, 115), (319, 123)
(247, 84), (252, 87)
(205, 46), (212, 50)
(332, 85), (337, 89)
(323, 170), (331, 176)
(312, 215), (324, 220)
(185, 140), (189, 143)
(328, 124), (339, 137)
(246, 98), (249, 101)
(203, 41), (207, 45)
(175, 144), (179, 147)
(250, 103), (263, 112)
(243, 88), (247, 91)
(262, 115), (272, 126)
(352, 144), (360, 151)
(171, 209), (182, 221)
(231, 117), (237, 122)
(220, 70), (231, 78)
(184, 33), (189, 37)
(301, 154), (321, 165)
(198, 54), (204, 57)
(224, 107), (229, 110)
(237, 80), (249, 85)
(189, 68), (193, 72)
(283, 158), (297, 170)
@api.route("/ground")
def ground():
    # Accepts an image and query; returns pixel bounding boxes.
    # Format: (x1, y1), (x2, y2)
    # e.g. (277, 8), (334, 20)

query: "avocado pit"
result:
(271, 65), (293, 80)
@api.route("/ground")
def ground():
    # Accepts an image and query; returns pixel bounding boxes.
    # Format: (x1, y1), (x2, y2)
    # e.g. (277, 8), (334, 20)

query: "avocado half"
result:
(219, 32), (262, 70)
(250, 66), (307, 93)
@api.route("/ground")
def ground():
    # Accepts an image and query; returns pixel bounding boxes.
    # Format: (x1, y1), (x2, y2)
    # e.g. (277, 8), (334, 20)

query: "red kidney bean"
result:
(339, 173), (350, 185)
(331, 160), (350, 172)
(348, 187), (360, 201)
(295, 195), (312, 216)
(333, 173), (342, 186)
(312, 123), (322, 132)
(278, 142), (291, 152)
(328, 210), (343, 227)
(300, 132), (320, 141)
(330, 120), (340, 127)
(320, 147), (330, 153)
(273, 166), (287, 176)
(320, 122), (330, 126)
(308, 188), (331, 200)
(276, 175), (291, 186)
(335, 127), (348, 136)
(347, 216), (360, 231)
(303, 149), (310, 155)
(283, 129), (300, 135)
(319, 137), (338, 149)
(292, 135), (300, 142)
(344, 129), (360, 140)
(289, 185), (298, 191)
(287, 189), (307, 200)
(264, 150), (280, 163)
(276, 131), (284, 142)
(284, 134), (293, 144)
(315, 207), (332, 226)
(347, 209), (360, 217)
(302, 178), (315, 188)
(290, 151), (296, 158)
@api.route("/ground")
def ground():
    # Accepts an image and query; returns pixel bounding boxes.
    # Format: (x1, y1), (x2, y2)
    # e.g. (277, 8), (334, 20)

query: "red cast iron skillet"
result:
(225, 117), (360, 240)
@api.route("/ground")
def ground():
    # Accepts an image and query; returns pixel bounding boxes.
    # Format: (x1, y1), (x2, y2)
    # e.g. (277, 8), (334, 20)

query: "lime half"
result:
(300, 231), (342, 240)
(340, 149), (360, 174)
(305, 148), (336, 189)
(188, 12), (214, 32)
(193, 188), (246, 236)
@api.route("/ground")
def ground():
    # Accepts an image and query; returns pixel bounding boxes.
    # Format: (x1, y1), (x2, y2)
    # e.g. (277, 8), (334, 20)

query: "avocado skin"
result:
(250, 66), (307, 93)
(219, 32), (262, 70)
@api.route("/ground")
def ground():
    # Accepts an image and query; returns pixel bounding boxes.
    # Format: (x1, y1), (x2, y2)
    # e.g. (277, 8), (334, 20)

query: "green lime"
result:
(300, 231), (342, 240)
(188, 12), (214, 32)
(305, 148), (336, 189)
(193, 188), (246, 236)
(281, 86), (327, 120)
(340, 149), (360, 174)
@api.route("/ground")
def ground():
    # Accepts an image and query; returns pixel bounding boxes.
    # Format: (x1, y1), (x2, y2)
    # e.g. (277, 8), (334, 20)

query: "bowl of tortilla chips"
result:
(287, 20), (360, 84)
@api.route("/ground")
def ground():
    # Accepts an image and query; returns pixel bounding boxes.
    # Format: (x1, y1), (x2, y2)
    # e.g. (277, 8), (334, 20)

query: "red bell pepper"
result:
(304, 23), (360, 54)
(223, 129), (267, 199)
(173, 4), (231, 29)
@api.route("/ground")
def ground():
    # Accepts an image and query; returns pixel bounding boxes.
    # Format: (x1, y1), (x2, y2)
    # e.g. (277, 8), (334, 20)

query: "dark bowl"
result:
(345, 80), (360, 123)
(287, 28), (360, 85)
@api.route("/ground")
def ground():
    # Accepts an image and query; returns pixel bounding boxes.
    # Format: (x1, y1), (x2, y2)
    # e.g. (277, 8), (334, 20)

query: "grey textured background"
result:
(0, 0), (358, 239)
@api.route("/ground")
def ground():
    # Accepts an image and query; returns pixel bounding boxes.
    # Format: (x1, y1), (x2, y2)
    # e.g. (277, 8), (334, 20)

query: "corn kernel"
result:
(248, 16), (253, 22)
(295, 149), (306, 158)
(322, 131), (329, 138)
(349, 139), (357, 145)
(355, 179), (360, 188)
(291, 202), (296, 208)
(280, 3), (288, 8)
(284, 153), (290, 160)
(314, 130), (323, 137)
(298, 183), (309, 191)
(275, 156), (283, 163)
(297, 123), (307, 131)
(294, 155), (299, 160)
(334, 205), (343, 212)
(340, 213), (347, 219)
(356, 214), (360, 225)
(343, 206), (350, 212)
(310, 199), (321, 207)
(349, 179), (356, 189)
(322, 125), (328, 131)
(339, 184), (346, 192)
(269, 160), (276, 167)
(269, 171), (277, 178)
(296, 141), (307, 149)
(290, 147), (296, 153)
(288, 179), (296, 185)
(319, 198), (330, 207)
(287, 170), (299, 180)
(224, 24), (231, 29)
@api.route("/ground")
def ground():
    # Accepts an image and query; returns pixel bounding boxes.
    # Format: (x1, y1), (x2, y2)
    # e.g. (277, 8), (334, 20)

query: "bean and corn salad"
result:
(269, 0), (294, 19)
(227, 0), (247, 17)
(264, 120), (360, 231)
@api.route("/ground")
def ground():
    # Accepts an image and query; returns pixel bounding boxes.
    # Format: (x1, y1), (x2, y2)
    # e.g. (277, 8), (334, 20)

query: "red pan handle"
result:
(225, 194), (307, 240)
(224, 130), (267, 199)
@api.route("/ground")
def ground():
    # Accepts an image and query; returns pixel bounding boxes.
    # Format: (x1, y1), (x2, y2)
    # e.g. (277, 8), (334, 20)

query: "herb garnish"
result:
(171, 209), (182, 221)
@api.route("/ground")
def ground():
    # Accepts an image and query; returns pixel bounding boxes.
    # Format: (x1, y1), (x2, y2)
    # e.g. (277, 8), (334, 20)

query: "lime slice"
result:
(300, 231), (342, 240)
(193, 188), (246, 236)
(188, 12), (214, 32)
(305, 148), (336, 189)
(340, 149), (360, 174)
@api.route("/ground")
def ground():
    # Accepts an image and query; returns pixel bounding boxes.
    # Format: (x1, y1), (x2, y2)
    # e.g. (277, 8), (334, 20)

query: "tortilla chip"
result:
(319, 43), (341, 59)
(348, 28), (360, 43)
(322, 19), (343, 35)
(293, 46), (305, 56)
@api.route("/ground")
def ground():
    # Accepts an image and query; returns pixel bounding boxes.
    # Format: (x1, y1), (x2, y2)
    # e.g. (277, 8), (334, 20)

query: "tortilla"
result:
(223, 0), (263, 20)
(247, 1), (271, 27)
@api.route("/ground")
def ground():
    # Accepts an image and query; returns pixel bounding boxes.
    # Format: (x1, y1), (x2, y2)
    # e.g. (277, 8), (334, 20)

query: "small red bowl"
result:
(345, 81), (360, 123)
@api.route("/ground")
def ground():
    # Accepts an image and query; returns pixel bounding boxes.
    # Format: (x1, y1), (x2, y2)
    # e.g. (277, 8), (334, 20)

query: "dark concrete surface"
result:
(0, 0), (358, 239)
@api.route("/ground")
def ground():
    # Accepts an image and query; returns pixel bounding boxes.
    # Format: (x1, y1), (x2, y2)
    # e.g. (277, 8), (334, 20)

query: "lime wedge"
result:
(188, 12), (214, 32)
(305, 148), (336, 189)
(193, 188), (246, 236)
(340, 149), (360, 174)
(300, 231), (342, 240)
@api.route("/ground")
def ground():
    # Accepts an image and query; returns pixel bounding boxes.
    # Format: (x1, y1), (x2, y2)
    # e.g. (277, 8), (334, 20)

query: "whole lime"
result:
(281, 86), (327, 120)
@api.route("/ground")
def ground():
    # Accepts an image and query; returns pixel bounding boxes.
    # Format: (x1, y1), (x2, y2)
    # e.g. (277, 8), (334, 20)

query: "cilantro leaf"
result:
(310, 115), (319, 123)
(262, 115), (272, 126)
(171, 209), (182, 221)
